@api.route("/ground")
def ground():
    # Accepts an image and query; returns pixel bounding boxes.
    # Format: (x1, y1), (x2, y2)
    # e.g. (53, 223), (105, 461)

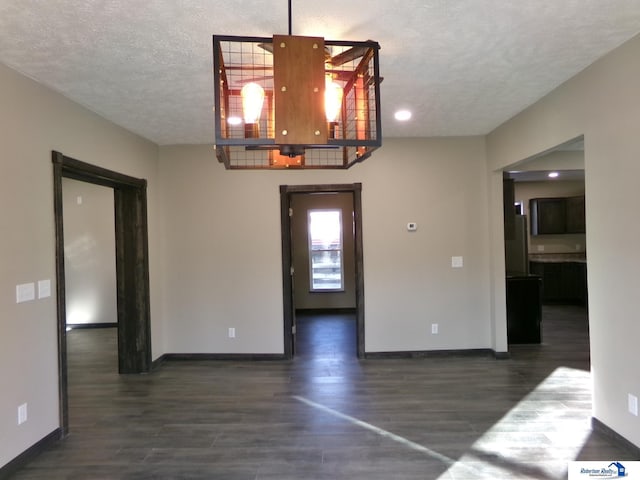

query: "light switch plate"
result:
(629, 394), (638, 416)
(407, 222), (418, 231)
(38, 279), (51, 299)
(16, 283), (35, 303)
(18, 403), (27, 425)
(451, 256), (463, 268)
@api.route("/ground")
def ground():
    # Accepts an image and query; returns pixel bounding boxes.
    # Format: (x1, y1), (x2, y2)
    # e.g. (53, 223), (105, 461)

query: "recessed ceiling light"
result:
(227, 116), (242, 126)
(394, 109), (412, 121)
(548, 172), (559, 178)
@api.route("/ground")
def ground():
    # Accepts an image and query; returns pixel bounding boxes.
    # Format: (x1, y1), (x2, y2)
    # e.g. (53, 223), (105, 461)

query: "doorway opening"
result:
(62, 178), (117, 331)
(280, 184), (365, 359)
(52, 151), (152, 435)
(502, 136), (588, 360)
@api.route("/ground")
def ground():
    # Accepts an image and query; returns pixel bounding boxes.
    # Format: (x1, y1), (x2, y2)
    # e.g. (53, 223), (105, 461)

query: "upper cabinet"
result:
(565, 195), (586, 233)
(530, 198), (566, 235)
(530, 195), (585, 235)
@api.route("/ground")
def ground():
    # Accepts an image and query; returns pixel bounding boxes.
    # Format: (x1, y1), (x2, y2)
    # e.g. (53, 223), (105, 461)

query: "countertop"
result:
(529, 253), (587, 263)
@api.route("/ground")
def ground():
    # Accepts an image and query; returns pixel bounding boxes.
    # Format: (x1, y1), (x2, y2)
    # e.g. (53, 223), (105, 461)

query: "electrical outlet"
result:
(18, 403), (27, 425)
(431, 323), (439, 335)
(537, 245), (545, 252)
(228, 327), (236, 339)
(629, 394), (638, 416)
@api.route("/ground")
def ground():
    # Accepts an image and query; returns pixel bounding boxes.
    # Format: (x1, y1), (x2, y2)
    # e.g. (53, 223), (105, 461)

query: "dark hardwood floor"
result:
(8, 306), (638, 479)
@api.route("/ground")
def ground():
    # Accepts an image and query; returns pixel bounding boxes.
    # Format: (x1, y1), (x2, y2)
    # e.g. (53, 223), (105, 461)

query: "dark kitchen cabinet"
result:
(506, 274), (542, 344)
(530, 198), (566, 235)
(529, 195), (586, 235)
(529, 261), (587, 304)
(565, 196), (586, 233)
(530, 262), (563, 301)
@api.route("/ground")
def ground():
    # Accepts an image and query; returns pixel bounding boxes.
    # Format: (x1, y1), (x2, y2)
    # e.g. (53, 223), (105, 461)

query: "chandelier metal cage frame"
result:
(213, 34), (382, 169)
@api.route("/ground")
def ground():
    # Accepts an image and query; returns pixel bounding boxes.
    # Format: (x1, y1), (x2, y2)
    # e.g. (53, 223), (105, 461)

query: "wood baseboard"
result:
(162, 353), (287, 361)
(155, 349), (508, 363)
(0, 429), (61, 480)
(151, 354), (167, 370)
(365, 348), (497, 359)
(591, 417), (640, 456)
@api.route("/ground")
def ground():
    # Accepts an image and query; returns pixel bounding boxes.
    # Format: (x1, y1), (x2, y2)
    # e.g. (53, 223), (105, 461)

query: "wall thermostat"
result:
(407, 222), (418, 231)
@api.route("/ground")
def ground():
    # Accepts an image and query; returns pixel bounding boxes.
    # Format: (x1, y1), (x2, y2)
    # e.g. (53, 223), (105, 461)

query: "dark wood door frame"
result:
(52, 151), (152, 435)
(280, 183), (365, 358)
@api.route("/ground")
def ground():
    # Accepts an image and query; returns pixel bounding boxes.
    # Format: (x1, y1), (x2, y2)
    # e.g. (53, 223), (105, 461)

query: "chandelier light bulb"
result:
(324, 78), (344, 123)
(241, 83), (265, 124)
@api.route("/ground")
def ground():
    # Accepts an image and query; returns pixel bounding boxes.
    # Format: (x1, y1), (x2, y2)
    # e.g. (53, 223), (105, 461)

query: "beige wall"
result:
(62, 178), (117, 325)
(510, 149), (585, 172)
(158, 136), (492, 355)
(0, 63), (161, 468)
(487, 33), (640, 446)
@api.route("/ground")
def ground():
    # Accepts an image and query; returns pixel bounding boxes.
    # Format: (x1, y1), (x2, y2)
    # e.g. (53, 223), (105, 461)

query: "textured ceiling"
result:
(1, 1), (640, 145)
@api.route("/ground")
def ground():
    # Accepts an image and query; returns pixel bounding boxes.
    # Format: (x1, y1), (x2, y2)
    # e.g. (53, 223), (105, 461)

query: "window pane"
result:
(309, 210), (341, 251)
(308, 209), (343, 291)
(310, 250), (343, 290)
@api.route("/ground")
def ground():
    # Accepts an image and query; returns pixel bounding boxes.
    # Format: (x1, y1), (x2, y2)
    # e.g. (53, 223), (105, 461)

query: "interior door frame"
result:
(280, 183), (365, 358)
(52, 151), (152, 435)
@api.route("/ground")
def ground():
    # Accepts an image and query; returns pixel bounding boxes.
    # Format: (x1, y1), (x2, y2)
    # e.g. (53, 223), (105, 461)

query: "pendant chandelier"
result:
(212, 2), (382, 169)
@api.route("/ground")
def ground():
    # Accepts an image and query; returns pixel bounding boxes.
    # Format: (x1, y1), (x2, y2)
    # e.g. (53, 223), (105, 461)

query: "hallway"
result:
(8, 307), (638, 479)
(295, 311), (357, 360)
